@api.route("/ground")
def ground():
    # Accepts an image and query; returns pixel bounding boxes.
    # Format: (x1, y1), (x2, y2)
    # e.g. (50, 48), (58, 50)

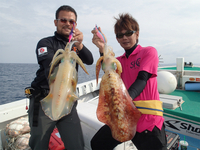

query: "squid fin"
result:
(71, 93), (78, 100)
(40, 93), (54, 119)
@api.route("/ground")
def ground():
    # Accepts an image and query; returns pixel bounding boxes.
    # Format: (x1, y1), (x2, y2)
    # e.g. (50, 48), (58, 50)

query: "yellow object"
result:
(133, 100), (163, 116)
(25, 89), (31, 95)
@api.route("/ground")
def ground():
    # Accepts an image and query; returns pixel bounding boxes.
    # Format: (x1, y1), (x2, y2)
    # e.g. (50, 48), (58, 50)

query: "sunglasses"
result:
(116, 30), (136, 39)
(56, 18), (75, 24)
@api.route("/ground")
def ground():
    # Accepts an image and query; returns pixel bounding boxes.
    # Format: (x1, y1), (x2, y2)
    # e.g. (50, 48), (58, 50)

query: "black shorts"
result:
(132, 124), (167, 150)
(91, 124), (167, 150)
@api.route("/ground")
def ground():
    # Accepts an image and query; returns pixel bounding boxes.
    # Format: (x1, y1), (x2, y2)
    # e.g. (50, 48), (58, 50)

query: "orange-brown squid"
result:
(41, 41), (89, 121)
(96, 44), (141, 142)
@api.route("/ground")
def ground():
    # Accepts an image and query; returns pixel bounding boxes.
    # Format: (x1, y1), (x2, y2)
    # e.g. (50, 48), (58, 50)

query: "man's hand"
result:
(91, 27), (107, 53)
(72, 28), (83, 50)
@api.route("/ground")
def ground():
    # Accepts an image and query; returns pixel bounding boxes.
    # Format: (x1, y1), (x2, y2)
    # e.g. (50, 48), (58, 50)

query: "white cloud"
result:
(0, 0), (200, 65)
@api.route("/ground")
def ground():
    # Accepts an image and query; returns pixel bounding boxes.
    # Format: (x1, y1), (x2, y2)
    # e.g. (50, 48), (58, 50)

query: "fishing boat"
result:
(158, 57), (200, 150)
(0, 57), (200, 150)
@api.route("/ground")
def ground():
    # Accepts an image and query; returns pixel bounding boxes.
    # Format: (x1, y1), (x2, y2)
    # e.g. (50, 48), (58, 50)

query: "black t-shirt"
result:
(31, 32), (93, 90)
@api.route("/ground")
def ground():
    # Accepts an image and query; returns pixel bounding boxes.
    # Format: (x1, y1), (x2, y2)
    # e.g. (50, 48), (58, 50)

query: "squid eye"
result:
(111, 63), (116, 70)
(70, 58), (75, 64)
(102, 62), (116, 70)
(102, 62), (105, 70)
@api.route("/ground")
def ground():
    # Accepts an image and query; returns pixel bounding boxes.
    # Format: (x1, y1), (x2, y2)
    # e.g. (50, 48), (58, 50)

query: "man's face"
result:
(116, 29), (139, 50)
(54, 10), (77, 38)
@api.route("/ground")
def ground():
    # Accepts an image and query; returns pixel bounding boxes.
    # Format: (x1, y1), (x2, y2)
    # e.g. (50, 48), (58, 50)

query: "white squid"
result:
(41, 41), (89, 121)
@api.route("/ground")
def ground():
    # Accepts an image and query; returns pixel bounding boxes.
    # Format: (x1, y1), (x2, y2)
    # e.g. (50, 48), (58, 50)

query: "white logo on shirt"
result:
(38, 47), (47, 55)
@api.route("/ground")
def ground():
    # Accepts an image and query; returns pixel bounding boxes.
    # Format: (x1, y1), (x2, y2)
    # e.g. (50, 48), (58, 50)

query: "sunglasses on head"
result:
(116, 30), (136, 39)
(56, 18), (75, 24)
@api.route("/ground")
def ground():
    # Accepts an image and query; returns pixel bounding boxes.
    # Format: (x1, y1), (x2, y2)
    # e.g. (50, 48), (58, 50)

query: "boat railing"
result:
(76, 78), (101, 97)
(0, 79), (102, 128)
(0, 99), (28, 129)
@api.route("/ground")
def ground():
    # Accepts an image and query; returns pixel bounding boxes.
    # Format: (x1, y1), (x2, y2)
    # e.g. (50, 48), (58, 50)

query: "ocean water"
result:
(0, 63), (103, 105)
(2, 62), (199, 105)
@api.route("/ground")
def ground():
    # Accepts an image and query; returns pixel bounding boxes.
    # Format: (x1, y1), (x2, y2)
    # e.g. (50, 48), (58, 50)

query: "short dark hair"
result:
(55, 5), (77, 21)
(114, 13), (139, 34)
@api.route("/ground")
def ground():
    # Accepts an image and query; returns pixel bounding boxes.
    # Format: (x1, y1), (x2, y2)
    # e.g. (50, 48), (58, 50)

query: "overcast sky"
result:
(1, 0), (200, 65)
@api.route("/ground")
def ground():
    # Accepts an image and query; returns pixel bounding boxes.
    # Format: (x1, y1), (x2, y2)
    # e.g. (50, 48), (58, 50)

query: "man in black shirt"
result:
(28, 5), (93, 150)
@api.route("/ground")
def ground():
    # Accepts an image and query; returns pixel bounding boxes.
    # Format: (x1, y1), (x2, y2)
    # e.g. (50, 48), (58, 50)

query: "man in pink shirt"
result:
(91, 13), (167, 150)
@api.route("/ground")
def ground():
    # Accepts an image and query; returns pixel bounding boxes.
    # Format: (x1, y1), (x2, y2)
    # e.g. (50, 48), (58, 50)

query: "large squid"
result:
(96, 44), (141, 142)
(41, 41), (89, 121)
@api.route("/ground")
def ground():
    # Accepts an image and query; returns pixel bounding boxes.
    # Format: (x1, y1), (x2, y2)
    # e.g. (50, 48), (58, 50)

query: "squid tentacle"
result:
(64, 40), (78, 52)
(112, 59), (122, 76)
(96, 56), (103, 84)
(48, 54), (64, 78)
(70, 52), (89, 75)
(51, 49), (65, 64)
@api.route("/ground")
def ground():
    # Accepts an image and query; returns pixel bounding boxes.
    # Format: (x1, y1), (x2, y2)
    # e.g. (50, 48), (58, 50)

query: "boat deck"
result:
(159, 66), (200, 71)
(164, 90), (200, 124)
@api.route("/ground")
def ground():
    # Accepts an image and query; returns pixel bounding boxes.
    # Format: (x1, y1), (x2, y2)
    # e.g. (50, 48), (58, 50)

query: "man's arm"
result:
(36, 38), (55, 79)
(77, 45), (94, 65)
(128, 71), (152, 100)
